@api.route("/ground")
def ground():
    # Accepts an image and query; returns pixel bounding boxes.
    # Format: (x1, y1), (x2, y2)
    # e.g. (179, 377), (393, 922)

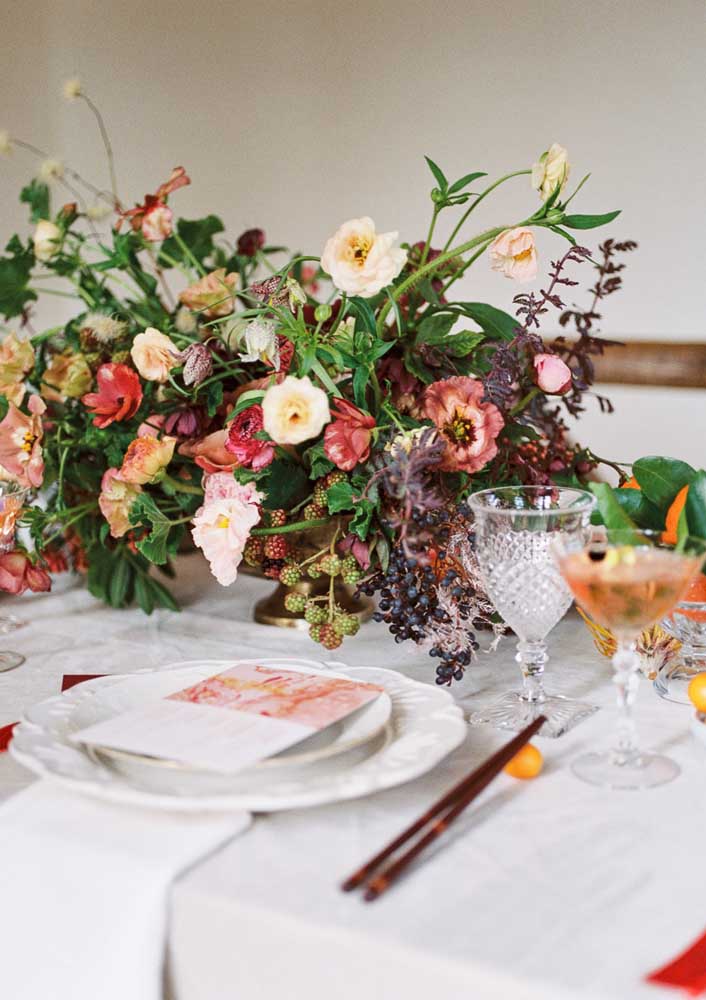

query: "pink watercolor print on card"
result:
(168, 663), (382, 730)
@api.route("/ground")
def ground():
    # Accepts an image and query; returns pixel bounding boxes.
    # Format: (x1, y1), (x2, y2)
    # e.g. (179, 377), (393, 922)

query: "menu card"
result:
(72, 662), (383, 774)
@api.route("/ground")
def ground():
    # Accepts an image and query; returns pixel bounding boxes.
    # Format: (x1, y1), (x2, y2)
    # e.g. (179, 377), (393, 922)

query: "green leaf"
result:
(205, 380), (223, 418)
(447, 331), (485, 357)
(262, 458), (309, 510)
(457, 302), (518, 341)
(424, 156), (447, 191)
(20, 180), (50, 223)
(144, 575), (180, 612)
(590, 482), (638, 534)
(562, 210), (621, 230)
(448, 171), (486, 195)
(611, 488), (665, 531)
(0, 249), (37, 319)
(350, 498), (375, 540)
(303, 441), (335, 480)
(109, 559), (132, 608)
(633, 456), (695, 509)
(130, 494), (172, 565)
(685, 470), (706, 540)
(352, 365), (369, 407)
(416, 312), (456, 345)
(160, 215), (224, 266)
(327, 481), (355, 514)
(348, 296), (378, 335)
(135, 573), (155, 615)
(402, 349), (434, 384)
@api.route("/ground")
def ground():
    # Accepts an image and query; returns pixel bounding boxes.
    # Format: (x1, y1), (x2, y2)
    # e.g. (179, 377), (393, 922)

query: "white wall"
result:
(1, 0), (704, 463)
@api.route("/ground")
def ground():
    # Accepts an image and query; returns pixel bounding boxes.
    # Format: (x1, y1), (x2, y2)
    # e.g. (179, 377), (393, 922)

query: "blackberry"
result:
(308, 624), (323, 643)
(284, 592), (307, 613)
(266, 509), (287, 528)
(333, 614), (359, 637)
(279, 565), (301, 586)
(319, 623), (343, 650)
(243, 537), (265, 566)
(307, 563), (323, 579)
(312, 481), (328, 506)
(304, 603), (327, 625)
(262, 557), (285, 580)
(264, 535), (289, 560)
(325, 471), (346, 487)
(319, 554), (341, 577)
(303, 503), (327, 521)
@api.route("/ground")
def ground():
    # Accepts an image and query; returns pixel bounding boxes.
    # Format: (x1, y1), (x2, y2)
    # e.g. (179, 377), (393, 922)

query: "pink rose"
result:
(323, 399), (375, 471)
(533, 353), (572, 395)
(191, 479), (263, 586)
(423, 376), (504, 475)
(488, 227), (538, 283)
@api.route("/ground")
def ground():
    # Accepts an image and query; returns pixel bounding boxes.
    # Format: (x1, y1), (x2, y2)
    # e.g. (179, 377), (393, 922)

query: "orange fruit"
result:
(503, 743), (543, 780)
(663, 485), (689, 545)
(621, 476), (640, 489)
(688, 673), (706, 713)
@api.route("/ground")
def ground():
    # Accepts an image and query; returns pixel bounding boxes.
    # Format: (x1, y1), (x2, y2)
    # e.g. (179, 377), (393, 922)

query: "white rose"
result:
(238, 318), (278, 366)
(262, 375), (331, 445)
(321, 216), (407, 298)
(33, 220), (62, 262)
(531, 143), (570, 202)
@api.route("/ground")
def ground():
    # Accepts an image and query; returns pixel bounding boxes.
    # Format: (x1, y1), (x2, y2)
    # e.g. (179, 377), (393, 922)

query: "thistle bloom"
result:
(41, 351), (93, 401)
(130, 328), (179, 383)
(0, 395), (45, 488)
(81, 312), (127, 346)
(179, 268), (238, 319)
(423, 376), (504, 474)
(82, 363), (143, 429)
(262, 375), (331, 445)
(33, 219), (62, 262)
(324, 399), (376, 471)
(533, 353), (572, 395)
(531, 143), (570, 202)
(225, 404), (275, 470)
(117, 166), (190, 242)
(98, 468), (142, 538)
(0, 332), (34, 405)
(191, 477), (263, 586)
(120, 434), (176, 485)
(321, 217), (407, 297)
(488, 227), (538, 282)
(0, 551), (51, 596)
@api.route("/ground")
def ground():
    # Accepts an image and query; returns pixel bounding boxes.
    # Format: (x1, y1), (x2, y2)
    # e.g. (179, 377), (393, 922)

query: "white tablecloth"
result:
(1, 555), (703, 1000)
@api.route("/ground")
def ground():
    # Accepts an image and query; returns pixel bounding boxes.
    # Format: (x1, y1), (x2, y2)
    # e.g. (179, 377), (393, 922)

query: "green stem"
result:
(509, 387), (540, 416)
(439, 239), (494, 297)
(420, 207), (440, 266)
(161, 473), (202, 496)
(443, 170), (531, 251)
(172, 232), (205, 277)
(250, 517), (329, 536)
(30, 326), (64, 345)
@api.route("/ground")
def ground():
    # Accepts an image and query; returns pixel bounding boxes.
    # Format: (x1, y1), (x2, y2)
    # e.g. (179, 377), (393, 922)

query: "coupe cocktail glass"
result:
(469, 486), (597, 738)
(0, 481), (29, 672)
(556, 530), (706, 788)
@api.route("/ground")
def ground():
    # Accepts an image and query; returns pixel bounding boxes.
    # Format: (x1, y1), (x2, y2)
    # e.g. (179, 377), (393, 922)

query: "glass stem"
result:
(611, 641), (640, 764)
(516, 639), (548, 703)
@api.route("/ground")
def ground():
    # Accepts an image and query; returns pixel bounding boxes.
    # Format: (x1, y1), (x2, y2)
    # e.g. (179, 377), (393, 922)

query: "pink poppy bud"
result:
(533, 353), (572, 395)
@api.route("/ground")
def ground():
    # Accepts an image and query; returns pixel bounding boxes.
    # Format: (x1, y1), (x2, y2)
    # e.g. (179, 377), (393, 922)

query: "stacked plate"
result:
(11, 658), (467, 812)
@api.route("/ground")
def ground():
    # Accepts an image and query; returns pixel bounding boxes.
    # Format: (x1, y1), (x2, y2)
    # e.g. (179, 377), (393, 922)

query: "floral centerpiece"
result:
(0, 82), (634, 683)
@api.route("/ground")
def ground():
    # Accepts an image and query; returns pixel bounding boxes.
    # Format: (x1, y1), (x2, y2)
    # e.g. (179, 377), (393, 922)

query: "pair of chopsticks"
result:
(342, 714), (546, 902)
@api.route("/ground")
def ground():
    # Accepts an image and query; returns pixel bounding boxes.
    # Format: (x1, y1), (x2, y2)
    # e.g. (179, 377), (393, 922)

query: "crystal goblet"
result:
(556, 529), (706, 788)
(468, 486), (597, 738)
(0, 480), (30, 672)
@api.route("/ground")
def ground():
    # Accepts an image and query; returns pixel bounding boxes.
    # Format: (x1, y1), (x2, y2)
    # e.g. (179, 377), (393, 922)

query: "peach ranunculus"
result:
(130, 328), (179, 383)
(33, 219), (62, 262)
(98, 468), (142, 538)
(0, 332), (34, 405)
(179, 268), (238, 319)
(533, 353), (572, 395)
(262, 375), (331, 446)
(531, 143), (570, 202)
(41, 350), (93, 401)
(178, 429), (239, 474)
(0, 395), (45, 488)
(191, 475), (263, 586)
(119, 434), (176, 485)
(488, 227), (538, 283)
(423, 376), (504, 474)
(321, 217), (407, 298)
(0, 551), (51, 595)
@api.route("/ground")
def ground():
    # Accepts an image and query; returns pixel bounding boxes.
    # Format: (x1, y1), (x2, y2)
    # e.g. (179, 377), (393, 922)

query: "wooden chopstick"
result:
(342, 714), (546, 901)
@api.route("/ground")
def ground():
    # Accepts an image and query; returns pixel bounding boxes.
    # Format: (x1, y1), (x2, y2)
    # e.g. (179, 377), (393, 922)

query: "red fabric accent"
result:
(0, 722), (17, 752)
(646, 929), (706, 995)
(0, 674), (107, 753)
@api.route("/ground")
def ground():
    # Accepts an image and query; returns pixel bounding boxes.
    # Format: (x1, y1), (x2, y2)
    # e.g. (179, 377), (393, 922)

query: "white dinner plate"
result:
(13, 661), (466, 812)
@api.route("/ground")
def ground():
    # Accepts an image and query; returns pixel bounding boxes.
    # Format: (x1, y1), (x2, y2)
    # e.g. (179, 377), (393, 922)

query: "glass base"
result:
(468, 691), (598, 739)
(572, 750), (680, 789)
(654, 659), (706, 706)
(0, 651), (25, 672)
(0, 615), (25, 636)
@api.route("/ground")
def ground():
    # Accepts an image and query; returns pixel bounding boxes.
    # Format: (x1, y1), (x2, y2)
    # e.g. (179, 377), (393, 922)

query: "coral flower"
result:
(98, 468), (142, 538)
(178, 429), (239, 474)
(321, 217), (407, 298)
(0, 395), (45, 488)
(488, 227), (538, 282)
(191, 477), (263, 586)
(82, 363), (143, 429)
(0, 332), (34, 405)
(0, 550), (51, 595)
(423, 376), (504, 474)
(225, 405), (275, 470)
(117, 166), (190, 242)
(324, 399), (376, 471)
(179, 268), (238, 319)
(120, 434), (176, 485)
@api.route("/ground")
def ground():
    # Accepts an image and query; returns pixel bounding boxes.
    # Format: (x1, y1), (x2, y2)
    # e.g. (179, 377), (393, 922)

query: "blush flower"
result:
(0, 332), (34, 405)
(179, 268), (238, 319)
(191, 477), (263, 586)
(321, 217), (407, 297)
(262, 375), (331, 446)
(33, 219), (62, 262)
(225, 405), (275, 470)
(117, 166), (190, 242)
(423, 376), (504, 474)
(130, 328), (179, 383)
(41, 350), (92, 401)
(531, 143), (570, 202)
(488, 227), (538, 282)
(178, 429), (239, 474)
(82, 363), (143, 429)
(98, 468), (142, 538)
(533, 353), (572, 395)
(324, 399), (375, 471)
(120, 435), (176, 485)
(0, 551), (51, 596)
(0, 395), (45, 488)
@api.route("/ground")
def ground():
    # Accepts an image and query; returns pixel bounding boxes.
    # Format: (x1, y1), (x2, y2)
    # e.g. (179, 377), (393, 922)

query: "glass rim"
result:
(468, 485), (596, 517)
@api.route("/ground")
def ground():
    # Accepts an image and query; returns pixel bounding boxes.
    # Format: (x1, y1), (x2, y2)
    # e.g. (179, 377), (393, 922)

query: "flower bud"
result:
(314, 303), (332, 323)
(533, 353), (572, 395)
(181, 343), (213, 387)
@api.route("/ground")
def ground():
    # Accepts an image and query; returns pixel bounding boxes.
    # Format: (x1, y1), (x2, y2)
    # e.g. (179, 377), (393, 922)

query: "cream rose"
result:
(488, 227), (538, 283)
(33, 220), (62, 262)
(130, 328), (179, 383)
(531, 143), (570, 202)
(321, 217), (407, 298)
(262, 375), (331, 445)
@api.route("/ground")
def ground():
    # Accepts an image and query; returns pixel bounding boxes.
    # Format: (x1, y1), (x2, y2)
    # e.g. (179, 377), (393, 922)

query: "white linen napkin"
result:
(0, 781), (250, 1000)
